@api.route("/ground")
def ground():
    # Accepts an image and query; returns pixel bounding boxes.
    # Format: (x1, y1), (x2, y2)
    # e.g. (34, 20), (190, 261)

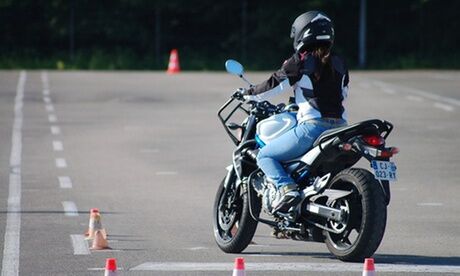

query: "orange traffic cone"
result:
(104, 258), (117, 276)
(362, 258), (376, 276)
(86, 211), (107, 240)
(232, 257), (245, 276)
(91, 230), (110, 250)
(85, 208), (99, 237)
(167, 49), (180, 74)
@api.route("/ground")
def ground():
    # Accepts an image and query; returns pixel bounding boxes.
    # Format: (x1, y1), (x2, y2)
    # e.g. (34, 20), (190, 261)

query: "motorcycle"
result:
(213, 59), (399, 262)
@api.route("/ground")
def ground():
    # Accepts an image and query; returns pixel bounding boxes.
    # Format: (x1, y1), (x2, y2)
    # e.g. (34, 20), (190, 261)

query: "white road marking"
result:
(373, 80), (460, 107)
(58, 176), (73, 189)
(434, 102), (454, 112)
(358, 82), (371, 89)
(42, 89), (50, 96)
(55, 158), (67, 168)
(417, 202), (444, 207)
(433, 74), (456, 81)
(62, 201), (79, 216)
(130, 262), (460, 273)
(87, 268), (124, 271)
(43, 96), (51, 104)
(406, 95), (423, 102)
(52, 140), (64, 151)
(156, 171), (178, 175)
(45, 104), (54, 112)
(41, 71), (49, 89)
(372, 81), (396, 95)
(70, 235), (90, 255)
(381, 87), (395, 94)
(50, 125), (61, 135)
(48, 114), (57, 122)
(2, 71), (26, 276)
(186, 247), (208, 251)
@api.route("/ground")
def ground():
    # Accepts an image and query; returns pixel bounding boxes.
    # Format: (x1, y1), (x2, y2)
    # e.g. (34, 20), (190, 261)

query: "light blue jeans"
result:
(256, 117), (347, 188)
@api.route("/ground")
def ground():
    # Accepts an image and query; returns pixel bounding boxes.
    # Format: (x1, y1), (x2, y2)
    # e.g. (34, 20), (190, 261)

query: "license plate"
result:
(371, 160), (397, 181)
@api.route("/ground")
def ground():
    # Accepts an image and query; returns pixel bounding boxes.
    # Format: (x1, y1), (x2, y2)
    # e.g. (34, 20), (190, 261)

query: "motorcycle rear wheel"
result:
(324, 168), (387, 262)
(213, 178), (260, 253)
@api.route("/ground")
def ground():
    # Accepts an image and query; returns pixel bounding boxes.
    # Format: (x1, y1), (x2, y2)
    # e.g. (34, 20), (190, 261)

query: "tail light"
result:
(378, 147), (399, 158)
(362, 134), (385, 146)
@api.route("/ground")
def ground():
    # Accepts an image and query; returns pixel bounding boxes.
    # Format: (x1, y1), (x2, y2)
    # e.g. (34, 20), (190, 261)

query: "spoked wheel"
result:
(213, 177), (260, 253)
(324, 168), (387, 262)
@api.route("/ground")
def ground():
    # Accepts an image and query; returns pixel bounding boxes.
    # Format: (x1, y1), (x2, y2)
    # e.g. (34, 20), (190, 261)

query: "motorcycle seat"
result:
(312, 125), (350, 147)
(312, 119), (385, 147)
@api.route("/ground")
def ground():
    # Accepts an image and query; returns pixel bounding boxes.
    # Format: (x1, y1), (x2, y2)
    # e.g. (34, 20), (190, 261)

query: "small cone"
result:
(85, 208), (99, 237)
(362, 258), (376, 276)
(86, 211), (107, 240)
(166, 49), (180, 74)
(104, 258), (117, 276)
(91, 230), (110, 250)
(232, 257), (245, 276)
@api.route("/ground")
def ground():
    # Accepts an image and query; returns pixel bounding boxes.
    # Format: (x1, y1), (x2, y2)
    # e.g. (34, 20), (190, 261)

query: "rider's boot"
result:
(271, 183), (301, 213)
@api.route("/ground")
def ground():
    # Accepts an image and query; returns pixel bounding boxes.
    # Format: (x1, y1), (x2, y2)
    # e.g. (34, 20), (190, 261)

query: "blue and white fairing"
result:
(255, 112), (297, 147)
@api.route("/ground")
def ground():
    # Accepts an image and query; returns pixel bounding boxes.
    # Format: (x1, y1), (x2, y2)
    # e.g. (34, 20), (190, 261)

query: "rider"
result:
(242, 11), (349, 213)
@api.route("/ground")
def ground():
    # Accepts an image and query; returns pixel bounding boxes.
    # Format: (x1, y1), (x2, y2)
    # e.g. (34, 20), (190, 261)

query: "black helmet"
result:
(290, 11), (335, 52)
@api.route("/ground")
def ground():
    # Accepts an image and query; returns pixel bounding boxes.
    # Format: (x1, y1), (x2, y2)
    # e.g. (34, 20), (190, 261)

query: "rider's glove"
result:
(233, 88), (248, 100)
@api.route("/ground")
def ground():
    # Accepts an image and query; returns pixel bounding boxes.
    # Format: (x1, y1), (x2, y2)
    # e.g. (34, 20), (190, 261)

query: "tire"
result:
(324, 168), (387, 262)
(212, 178), (260, 253)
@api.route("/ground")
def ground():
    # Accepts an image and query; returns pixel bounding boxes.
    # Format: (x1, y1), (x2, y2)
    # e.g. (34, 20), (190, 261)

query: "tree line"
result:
(1, 0), (459, 70)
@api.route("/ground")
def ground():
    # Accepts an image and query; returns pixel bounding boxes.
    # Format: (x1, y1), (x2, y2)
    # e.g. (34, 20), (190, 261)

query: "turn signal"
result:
(362, 135), (385, 146)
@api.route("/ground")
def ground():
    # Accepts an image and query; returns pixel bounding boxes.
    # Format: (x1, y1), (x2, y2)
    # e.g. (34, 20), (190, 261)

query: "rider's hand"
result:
(232, 88), (248, 100)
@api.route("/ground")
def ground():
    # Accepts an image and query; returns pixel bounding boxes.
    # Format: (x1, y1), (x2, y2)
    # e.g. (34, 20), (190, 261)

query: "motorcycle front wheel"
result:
(324, 168), (387, 262)
(213, 177), (260, 253)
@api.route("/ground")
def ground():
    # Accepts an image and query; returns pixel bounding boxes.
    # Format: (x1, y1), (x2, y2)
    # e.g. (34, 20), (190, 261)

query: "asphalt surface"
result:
(0, 69), (459, 275)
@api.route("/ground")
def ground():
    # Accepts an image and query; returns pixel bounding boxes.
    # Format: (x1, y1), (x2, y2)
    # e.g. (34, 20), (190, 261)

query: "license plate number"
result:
(371, 160), (397, 181)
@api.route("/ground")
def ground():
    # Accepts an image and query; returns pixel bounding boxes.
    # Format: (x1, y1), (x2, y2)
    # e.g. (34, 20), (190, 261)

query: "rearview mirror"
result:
(225, 59), (244, 76)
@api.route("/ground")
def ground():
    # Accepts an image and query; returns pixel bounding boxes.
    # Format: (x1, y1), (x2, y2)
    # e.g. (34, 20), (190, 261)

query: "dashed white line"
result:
(51, 125), (61, 135)
(373, 80), (460, 107)
(87, 267), (125, 271)
(52, 140), (64, 151)
(130, 262), (460, 273)
(62, 201), (79, 216)
(417, 202), (444, 207)
(48, 114), (57, 123)
(41, 71), (49, 89)
(434, 102), (454, 112)
(406, 95), (423, 102)
(70, 235), (90, 255)
(358, 82), (371, 89)
(45, 104), (54, 112)
(58, 176), (73, 189)
(186, 247), (208, 251)
(433, 74), (456, 81)
(381, 87), (395, 94)
(156, 171), (178, 175)
(55, 158), (68, 168)
(43, 96), (51, 104)
(42, 89), (50, 96)
(2, 70), (26, 276)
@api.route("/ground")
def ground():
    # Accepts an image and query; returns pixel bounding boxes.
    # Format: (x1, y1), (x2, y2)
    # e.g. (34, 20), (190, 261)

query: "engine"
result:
(250, 171), (277, 214)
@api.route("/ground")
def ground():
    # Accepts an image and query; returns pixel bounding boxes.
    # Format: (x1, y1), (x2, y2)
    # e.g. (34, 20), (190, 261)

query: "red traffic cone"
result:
(167, 49), (181, 74)
(362, 258), (376, 276)
(104, 258), (117, 276)
(232, 257), (245, 276)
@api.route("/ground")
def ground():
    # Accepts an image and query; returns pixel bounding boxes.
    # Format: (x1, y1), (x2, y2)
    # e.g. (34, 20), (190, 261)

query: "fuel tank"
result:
(255, 113), (297, 147)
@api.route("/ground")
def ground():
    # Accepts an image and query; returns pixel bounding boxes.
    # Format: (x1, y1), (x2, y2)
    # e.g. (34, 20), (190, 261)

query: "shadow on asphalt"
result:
(375, 254), (460, 266)
(242, 251), (460, 266)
